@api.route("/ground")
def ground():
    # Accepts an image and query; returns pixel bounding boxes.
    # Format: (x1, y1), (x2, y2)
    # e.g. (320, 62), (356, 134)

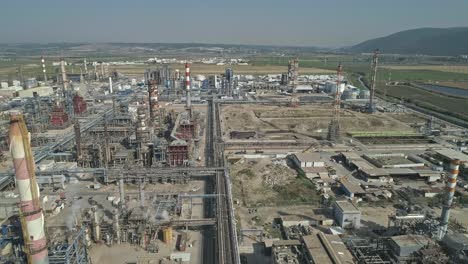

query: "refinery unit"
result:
(0, 52), (467, 264)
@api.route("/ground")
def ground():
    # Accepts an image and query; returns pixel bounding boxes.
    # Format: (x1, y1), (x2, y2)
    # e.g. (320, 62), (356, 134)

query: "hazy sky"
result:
(2, 0), (468, 47)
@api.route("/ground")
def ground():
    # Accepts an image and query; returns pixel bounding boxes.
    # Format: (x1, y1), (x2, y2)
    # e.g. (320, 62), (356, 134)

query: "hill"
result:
(344, 27), (468, 56)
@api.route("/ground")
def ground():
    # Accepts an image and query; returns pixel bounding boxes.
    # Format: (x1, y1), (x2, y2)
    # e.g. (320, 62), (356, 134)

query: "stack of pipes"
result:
(438, 159), (461, 240)
(9, 113), (49, 264)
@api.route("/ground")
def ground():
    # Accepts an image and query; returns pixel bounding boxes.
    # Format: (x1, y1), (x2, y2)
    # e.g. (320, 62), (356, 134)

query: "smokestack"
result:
(60, 58), (68, 91)
(101, 63), (105, 77)
(113, 209), (120, 244)
(139, 180), (145, 207)
(109, 77), (113, 94)
(41, 56), (47, 83)
(185, 62), (191, 109)
(119, 177), (125, 209)
(9, 114), (49, 264)
(83, 58), (88, 75)
(439, 159), (461, 240)
(175, 69), (180, 80)
(93, 208), (100, 242)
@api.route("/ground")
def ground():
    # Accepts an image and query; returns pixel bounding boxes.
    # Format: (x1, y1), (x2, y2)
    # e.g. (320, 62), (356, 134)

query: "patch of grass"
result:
(271, 173), (320, 205)
(238, 168), (255, 179)
(263, 223), (282, 239)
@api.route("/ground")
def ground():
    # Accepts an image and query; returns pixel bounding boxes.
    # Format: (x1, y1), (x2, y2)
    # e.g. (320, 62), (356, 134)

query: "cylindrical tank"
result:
(85, 228), (92, 247)
(162, 227), (172, 243)
(359, 90), (370, 99)
(330, 83), (345, 94)
(341, 89), (353, 100)
(195, 75), (206, 81)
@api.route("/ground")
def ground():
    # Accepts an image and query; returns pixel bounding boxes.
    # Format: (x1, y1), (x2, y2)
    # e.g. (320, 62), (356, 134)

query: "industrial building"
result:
(333, 200), (361, 229)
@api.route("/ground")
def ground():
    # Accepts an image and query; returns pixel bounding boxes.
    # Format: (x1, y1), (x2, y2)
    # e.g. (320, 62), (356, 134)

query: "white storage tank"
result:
(330, 83), (346, 95)
(359, 90), (370, 99)
(195, 75), (206, 81)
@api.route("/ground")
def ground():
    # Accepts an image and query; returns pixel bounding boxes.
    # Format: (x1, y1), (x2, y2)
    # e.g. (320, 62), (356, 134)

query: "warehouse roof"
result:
(334, 200), (360, 214)
(340, 180), (366, 194)
(302, 232), (354, 264)
(435, 148), (468, 162)
(292, 153), (323, 162)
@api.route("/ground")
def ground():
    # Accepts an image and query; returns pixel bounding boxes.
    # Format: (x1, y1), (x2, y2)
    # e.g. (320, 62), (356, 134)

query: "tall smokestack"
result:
(83, 58), (88, 75)
(60, 58), (68, 91)
(439, 159), (461, 240)
(119, 177), (125, 209)
(41, 56), (47, 83)
(9, 114), (49, 264)
(185, 62), (191, 109)
(109, 77), (113, 94)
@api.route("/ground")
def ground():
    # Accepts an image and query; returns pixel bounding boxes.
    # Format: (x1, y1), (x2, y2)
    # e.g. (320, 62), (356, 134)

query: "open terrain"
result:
(221, 104), (415, 140)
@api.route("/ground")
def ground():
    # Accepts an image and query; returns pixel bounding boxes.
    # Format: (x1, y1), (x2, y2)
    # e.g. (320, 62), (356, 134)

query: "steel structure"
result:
(9, 113), (49, 264)
(368, 49), (379, 113)
(288, 58), (299, 107)
(327, 63), (343, 142)
(48, 227), (88, 264)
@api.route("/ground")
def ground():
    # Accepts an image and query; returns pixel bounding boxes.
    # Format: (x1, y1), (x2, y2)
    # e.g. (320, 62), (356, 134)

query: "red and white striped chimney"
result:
(41, 56), (47, 83)
(9, 114), (48, 264)
(185, 62), (191, 108)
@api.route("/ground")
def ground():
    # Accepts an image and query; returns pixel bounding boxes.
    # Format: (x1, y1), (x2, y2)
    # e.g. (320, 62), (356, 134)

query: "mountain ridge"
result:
(343, 27), (468, 56)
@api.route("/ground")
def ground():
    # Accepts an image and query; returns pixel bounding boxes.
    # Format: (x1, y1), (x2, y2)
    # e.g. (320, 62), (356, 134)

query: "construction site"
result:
(0, 50), (467, 264)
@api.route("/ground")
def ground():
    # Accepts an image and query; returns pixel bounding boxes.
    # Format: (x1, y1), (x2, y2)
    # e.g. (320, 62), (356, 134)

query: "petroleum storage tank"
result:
(330, 83), (346, 94)
(163, 227), (173, 243)
(195, 75), (206, 81)
(359, 90), (370, 99)
(350, 89), (360, 99)
(341, 89), (353, 100)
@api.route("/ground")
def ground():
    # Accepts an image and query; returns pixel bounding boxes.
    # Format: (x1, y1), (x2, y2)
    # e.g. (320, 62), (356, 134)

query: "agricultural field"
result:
(376, 84), (468, 122)
(382, 65), (468, 74)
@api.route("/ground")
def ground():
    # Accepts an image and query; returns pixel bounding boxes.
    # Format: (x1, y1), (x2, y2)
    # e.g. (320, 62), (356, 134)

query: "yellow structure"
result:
(162, 227), (173, 243)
